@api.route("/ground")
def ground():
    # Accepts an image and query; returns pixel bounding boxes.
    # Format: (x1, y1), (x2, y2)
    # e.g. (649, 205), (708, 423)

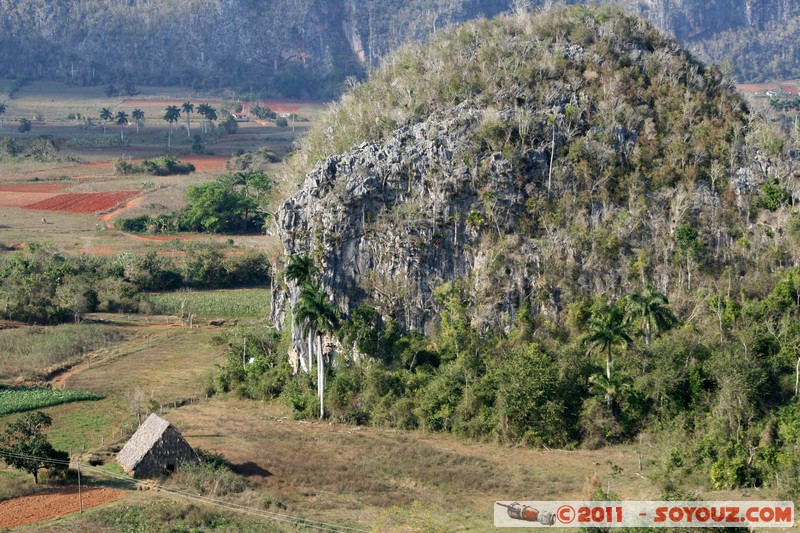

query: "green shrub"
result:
(141, 156), (195, 176)
(222, 115), (238, 133)
(175, 461), (247, 497)
(114, 215), (151, 232)
(113, 158), (143, 175)
(282, 376), (318, 419)
(758, 184), (789, 211)
(710, 453), (755, 490)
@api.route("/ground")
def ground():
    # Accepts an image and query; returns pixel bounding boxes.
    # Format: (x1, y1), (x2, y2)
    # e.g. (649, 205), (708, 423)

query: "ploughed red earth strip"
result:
(0, 184), (70, 193)
(24, 191), (140, 213)
(0, 486), (126, 529)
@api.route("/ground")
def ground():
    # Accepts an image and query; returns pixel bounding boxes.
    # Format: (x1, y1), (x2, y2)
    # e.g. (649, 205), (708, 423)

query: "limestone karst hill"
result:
(273, 5), (791, 347)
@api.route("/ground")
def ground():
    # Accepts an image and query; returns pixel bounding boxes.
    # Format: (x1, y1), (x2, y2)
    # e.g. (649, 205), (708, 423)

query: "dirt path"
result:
(98, 196), (253, 243)
(0, 486), (125, 529)
(98, 194), (145, 226)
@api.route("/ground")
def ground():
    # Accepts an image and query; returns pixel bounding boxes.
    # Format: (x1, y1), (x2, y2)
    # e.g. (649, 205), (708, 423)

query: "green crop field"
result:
(150, 288), (271, 319)
(0, 386), (103, 416)
(0, 324), (127, 382)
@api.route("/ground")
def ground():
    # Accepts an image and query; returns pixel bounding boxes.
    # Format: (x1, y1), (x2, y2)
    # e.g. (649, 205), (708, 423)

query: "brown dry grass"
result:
(0, 192), (61, 208)
(64, 327), (220, 403)
(168, 398), (657, 531)
(0, 311), (662, 531)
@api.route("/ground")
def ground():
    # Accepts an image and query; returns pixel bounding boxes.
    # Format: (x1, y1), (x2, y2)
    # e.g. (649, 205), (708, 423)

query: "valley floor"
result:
(1, 312), (776, 532)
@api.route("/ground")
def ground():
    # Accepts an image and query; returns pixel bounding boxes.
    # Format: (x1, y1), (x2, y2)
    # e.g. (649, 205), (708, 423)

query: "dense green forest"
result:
(0, 243), (271, 323)
(0, 0), (796, 98)
(239, 5), (799, 501)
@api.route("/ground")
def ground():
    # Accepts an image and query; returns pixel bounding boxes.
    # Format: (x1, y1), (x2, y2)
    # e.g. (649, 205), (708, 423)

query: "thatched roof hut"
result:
(117, 413), (199, 478)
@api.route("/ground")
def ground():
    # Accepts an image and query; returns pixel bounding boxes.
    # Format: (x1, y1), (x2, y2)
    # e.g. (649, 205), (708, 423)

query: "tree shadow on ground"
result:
(230, 461), (272, 479)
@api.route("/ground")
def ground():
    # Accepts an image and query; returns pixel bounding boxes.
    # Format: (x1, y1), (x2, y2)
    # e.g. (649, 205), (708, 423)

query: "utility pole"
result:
(78, 458), (83, 513)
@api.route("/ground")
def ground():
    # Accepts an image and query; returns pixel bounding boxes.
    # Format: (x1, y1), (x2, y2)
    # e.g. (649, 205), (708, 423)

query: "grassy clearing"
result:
(150, 288), (271, 319)
(167, 398), (656, 531)
(65, 327), (221, 402)
(0, 324), (127, 382)
(0, 467), (37, 502)
(25, 494), (281, 533)
(41, 397), (130, 452)
(0, 386), (102, 416)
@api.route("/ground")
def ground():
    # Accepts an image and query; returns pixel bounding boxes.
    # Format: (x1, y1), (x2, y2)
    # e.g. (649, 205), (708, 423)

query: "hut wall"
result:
(131, 427), (198, 478)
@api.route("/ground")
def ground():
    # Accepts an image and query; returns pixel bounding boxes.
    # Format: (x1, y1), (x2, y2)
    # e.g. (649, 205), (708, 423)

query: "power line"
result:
(0, 450), (370, 533)
(0, 450), (362, 532)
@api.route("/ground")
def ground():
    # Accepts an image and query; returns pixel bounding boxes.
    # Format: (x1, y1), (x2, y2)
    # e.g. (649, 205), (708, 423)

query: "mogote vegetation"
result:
(0, 3), (799, 532)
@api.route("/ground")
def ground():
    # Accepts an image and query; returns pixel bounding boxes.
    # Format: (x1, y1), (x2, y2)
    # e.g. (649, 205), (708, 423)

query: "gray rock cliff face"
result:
(272, 106), (548, 362)
(626, 0), (798, 40)
(0, 1), (796, 88)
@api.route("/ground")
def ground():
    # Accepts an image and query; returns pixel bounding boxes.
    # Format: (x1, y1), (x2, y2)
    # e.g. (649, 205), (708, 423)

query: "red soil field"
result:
(0, 486), (126, 529)
(16, 161), (114, 177)
(178, 155), (229, 172)
(24, 191), (140, 213)
(261, 98), (309, 113)
(0, 184), (70, 193)
(0, 192), (62, 208)
(736, 83), (776, 92)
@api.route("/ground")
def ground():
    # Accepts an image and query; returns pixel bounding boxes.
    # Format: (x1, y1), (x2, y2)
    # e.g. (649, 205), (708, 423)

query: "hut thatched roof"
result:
(117, 413), (173, 470)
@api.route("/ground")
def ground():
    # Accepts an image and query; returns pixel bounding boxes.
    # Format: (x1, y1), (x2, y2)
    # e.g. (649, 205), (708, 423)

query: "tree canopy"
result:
(0, 411), (68, 484)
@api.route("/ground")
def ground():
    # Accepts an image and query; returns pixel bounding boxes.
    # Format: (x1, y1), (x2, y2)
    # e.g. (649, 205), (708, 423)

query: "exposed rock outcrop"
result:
(272, 6), (772, 365)
(276, 107), (538, 333)
(0, 1), (796, 93)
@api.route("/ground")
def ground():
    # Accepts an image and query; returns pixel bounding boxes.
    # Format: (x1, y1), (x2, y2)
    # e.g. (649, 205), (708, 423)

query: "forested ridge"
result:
(0, 0), (796, 98)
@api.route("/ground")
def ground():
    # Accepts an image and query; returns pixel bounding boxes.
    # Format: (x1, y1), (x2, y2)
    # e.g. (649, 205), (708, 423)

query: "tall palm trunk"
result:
(606, 345), (613, 410)
(307, 329), (314, 375)
(317, 334), (324, 419)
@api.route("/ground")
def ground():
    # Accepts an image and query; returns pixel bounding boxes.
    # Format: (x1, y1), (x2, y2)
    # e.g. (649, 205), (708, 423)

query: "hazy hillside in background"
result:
(0, 0), (796, 98)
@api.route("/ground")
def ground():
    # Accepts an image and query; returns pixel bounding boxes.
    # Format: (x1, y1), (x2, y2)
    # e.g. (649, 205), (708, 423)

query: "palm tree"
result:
(197, 103), (218, 134)
(182, 101), (194, 136)
(582, 305), (632, 409)
(286, 254), (321, 372)
(0, 102), (6, 128)
(163, 105), (181, 150)
(99, 107), (113, 134)
(285, 254), (319, 289)
(588, 371), (632, 413)
(293, 284), (339, 419)
(115, 111), (129, 141)
(196, 103), (210, 133)
(205, 107), (217, 131)
(221, 171), (273, 230)
(624, 285), (678, 347)
(131, 108), (144, 134)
